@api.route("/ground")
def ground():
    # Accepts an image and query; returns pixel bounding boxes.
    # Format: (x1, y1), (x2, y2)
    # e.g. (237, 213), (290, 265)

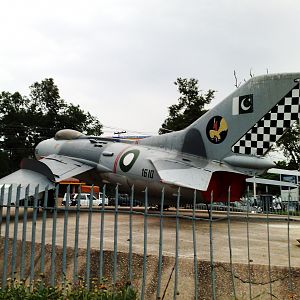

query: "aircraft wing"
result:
(150, 159), (213, 190)
(0, 170), (55, 204)
(0, 154), (94, 204)
(39, 154), (94, 181)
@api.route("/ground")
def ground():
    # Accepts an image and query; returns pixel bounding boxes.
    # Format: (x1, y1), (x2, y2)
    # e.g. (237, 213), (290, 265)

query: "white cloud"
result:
(0, 0), (300, 135)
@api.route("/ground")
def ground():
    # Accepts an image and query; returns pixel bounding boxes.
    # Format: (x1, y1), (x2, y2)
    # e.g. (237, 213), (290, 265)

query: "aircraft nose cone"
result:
(35, 139), (60, 159)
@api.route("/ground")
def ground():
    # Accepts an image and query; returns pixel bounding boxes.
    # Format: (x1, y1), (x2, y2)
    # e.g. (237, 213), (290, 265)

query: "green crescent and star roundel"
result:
(119, 149), (140, 172)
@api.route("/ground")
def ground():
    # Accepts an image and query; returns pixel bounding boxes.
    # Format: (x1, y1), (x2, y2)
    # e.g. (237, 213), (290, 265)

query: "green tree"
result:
(276, 122), (300, 170)
(0, 150), (10, 178)
(159, 78), (215, 134)
(0, 78), (102, 173)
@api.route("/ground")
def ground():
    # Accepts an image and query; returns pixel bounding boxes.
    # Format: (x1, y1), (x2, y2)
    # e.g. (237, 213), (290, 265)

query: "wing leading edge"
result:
(0, 154), (94, 204)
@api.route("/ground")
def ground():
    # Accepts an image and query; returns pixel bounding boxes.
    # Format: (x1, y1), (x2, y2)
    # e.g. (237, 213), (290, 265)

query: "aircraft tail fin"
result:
(180, 73), (300, 161)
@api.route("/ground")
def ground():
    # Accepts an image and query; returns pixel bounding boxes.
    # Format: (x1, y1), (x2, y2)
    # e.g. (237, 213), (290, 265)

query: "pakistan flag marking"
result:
(119, 149), (140, 172)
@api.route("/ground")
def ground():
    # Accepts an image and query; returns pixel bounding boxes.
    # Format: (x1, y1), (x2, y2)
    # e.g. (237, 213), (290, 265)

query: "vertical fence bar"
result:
(29, 185), (39, 284)
(11, 185), (21, 279)
(192, 190), (199, 299)
(40, 186), (49, 274)
(287, 189), (293, 294)
(209, 191), (216, 300)
(246, 186), (252, 299)
(2, 185), (12, 287)
(20, 185), (30, 281)
(156, 187), (165, 300)
(86, 188), (94, 290)
(99, 185), (105, 280)
(0, 185), (5, 237)
(73, 186), (81, 283)
(141, 187), (148, 300)
(62, 185), (70, 284)
(266, 195), (272, 299)
(113, 185), (119, 286)
(50, 185), (59, 286)
(128, 185), (134, 284)
(173, 187), (180, 300)
(227, 186), (236, 299)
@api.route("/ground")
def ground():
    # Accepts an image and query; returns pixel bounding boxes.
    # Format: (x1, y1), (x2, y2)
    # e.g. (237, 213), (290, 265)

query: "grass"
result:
(0, 276), (137, 300)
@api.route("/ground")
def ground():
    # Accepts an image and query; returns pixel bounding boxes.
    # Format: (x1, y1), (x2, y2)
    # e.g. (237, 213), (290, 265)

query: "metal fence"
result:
(0, 184), (299, 299)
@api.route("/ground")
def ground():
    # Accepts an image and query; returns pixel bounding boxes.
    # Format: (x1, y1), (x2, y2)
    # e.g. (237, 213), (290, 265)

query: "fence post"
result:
(141, 187), (148, 300)
(20, 185), (30, 281)
(113, 184), (119, 286)
(0, 185), (5, 237)
(209, 191), (216, 300)
(2, 184), (12, 287)
(246, 186), (252, 299)
(128, 185), (134, 284)
(11, 185), (21, 279)
(29, 185), (39, 284)
(50, 185), (59, 286)
(192, 190), (199, 299)
(156, 187), (165, 299)
(173, 187), (180, 300)
(62, 185), (70, 285)
(40, 186), (49, 275)
(86, 187), (94, 289)
(73, 185), (81, 283)
(266, 193), (273, 299)
(287, 188), (293, 295)
(99, 185), (105, 280)
(227, 186), (236, 299)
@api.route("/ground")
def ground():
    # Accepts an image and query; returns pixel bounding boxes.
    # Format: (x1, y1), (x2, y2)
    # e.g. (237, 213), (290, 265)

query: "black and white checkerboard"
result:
(232, 83), (300, 156)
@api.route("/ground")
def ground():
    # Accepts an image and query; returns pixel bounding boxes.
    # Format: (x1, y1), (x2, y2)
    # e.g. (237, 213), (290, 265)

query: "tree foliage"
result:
(276, 122), (300, 170)
(0, 78), (102, 175)
(159, 78), (215, 134)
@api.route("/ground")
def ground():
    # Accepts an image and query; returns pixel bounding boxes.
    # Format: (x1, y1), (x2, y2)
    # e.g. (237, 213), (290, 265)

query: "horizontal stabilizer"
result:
(150, 159), (213, 190)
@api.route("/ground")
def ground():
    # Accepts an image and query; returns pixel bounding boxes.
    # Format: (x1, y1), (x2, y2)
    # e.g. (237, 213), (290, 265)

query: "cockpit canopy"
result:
(54, 129), (85, 140)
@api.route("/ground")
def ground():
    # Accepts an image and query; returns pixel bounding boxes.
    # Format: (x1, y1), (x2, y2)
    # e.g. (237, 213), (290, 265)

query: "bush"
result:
(0, 276), (137, 300)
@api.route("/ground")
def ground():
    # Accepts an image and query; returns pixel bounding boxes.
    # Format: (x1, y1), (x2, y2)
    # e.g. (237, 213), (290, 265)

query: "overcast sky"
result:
(0, 0), (300, 136)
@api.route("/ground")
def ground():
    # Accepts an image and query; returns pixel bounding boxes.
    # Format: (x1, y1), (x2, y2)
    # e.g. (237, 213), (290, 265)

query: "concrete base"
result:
(0, 237), (299, 299)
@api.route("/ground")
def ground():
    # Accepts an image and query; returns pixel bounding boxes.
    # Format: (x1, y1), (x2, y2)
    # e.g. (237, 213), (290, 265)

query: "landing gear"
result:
(156, 204), (170, 211)
(206, 203), (211, 218)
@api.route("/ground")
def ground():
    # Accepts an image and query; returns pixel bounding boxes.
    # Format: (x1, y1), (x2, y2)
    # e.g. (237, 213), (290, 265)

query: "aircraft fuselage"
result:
(35, 136), (248, 204)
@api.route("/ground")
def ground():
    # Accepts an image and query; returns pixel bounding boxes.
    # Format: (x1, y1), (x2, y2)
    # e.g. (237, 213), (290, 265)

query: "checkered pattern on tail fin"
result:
(232, 83), (300, 156)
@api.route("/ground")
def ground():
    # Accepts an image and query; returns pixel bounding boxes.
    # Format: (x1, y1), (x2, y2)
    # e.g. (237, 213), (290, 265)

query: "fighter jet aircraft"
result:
(1, 73), (300, 205)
